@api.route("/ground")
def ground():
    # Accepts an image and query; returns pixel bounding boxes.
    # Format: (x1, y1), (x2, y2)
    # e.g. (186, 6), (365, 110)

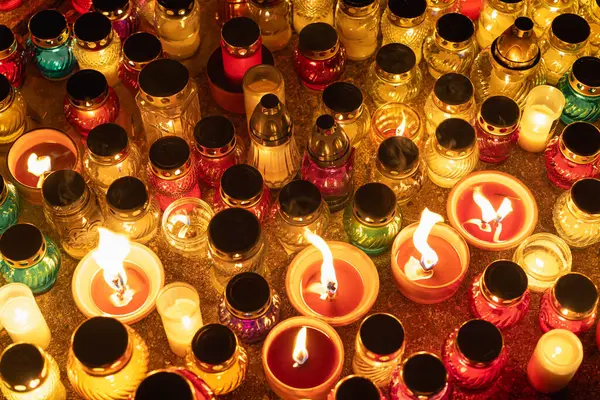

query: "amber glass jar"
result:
(119, 32), (162, 92)
(381, 0), (429, 64)
(335, 0), (380, 61)
(321, 82), (371, 146)
(0, 74), (26, 145)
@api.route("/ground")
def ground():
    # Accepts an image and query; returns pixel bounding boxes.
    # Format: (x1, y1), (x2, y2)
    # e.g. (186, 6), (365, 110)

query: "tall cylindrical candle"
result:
(221, 17), (263, 84)
(518, 85), (565, 153)
(243, 64), (285, 125)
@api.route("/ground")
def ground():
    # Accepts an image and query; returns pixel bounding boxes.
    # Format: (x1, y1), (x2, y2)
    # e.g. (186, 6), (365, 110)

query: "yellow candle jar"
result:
(527, 0), (577, 38)
(0, 75), (26, 145)
(381, 0), (430, 64)
(335, 0), (380, 61)
(427, 0), (459, 23)
(587, 0), (600, 55)
(476, 0), (525, 49)
(155, 0), (200, 60)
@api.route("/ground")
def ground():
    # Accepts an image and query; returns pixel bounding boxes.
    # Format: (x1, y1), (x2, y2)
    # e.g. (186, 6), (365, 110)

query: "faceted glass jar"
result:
(381, 0), (430, 64)
(0, 25), (26, 87)
(320, 82), (371, 146)
(119, 32), (162, 92)
(553, 178), (600, 248)
(476, 96), (520, 164)
(93, 0), (139, 41)
(557, 56), (600, 124)
(248, 0), (292, 51)
(390, 352), (451, 400)
(476, 0), (525, 49)
(0, 176), (20, 235)
(292, 0), (334, 33)
(0, 75), (26, 145)
(155, 0), (200, 59)
(335, 0), (380, 61)
(527, 0), (577, 37)
(162, 198), (214, 258)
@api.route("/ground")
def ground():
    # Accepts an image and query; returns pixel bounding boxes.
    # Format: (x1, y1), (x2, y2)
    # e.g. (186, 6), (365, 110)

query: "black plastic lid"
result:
(299, 22), (338, 53)
(149, 136), (191, 170)
(354, 183), (397, 221)
(342, 0), (375, 6)
(158, 0), (194, 10)
(378, 136), (419, 173)
(193, 116), (235, 149)
(572, 56), (600, 88)
(323, 82), (363, 114)
(555, 273), (598, 313)
(123, 32), (162, 63)
(360, 313), (405, 355)
(388, 0), (427, 18)
(0, 344), (45, 389)
(279, 180), (322, 218)
(42, 170), (86, 207)
(562, 122), (600, 156)
(572, 178), (600, 215)
(0, 175), (4, 195)
(552, 14), (590, 45)
(87, 123), (129, 157)
(436, 118), (475, 150)
(376, 43), (416, 75)
(191, 324), (237, 365)
(481, 96), (520, 127)
(434, 73), (473, 106)
(316, 114), (336, 130)
(222, 17), (260, 47)
(221, 164), (264, 201)
(484, 260), (528, 301)
(402, 353), (447, 395)
(66, 70), (108, 102)
(208, 208), (261, 254)
(514, 16), (533, 31)
(226, 272), (271, 314)
(0, 224), (44, 262)
(73, 317), (129, 368)
(260, 93), (280, 109)
(139, 59), (189, 97)
(107, 177), (148, 211)
(457, 320), (503, 363)
(74, 12), (112, 42)
(134, 371), (193, 400)
(0, 25), (14, 52)
(29, 10), (67, 40)
(93, 0), (129, 11)
(0, 74), (10, 102)
(437, 13), (474, 43)
(335, 376), (380, 400)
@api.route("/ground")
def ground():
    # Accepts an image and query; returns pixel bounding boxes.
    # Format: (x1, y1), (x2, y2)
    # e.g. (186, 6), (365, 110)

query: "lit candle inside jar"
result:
(518, 85), (565, 153)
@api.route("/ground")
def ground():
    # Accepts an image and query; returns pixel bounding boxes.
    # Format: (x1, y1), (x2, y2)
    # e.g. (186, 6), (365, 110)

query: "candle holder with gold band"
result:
(557, 56), (600, 124)
(526, 0), (577, 37)
(475, 0), (524, 49)
(119, 32), (162, 92)
(335, 0), (380, 61)
(0, 25), (26, 87)
(389, 352), (451, 400)
(427, 0), (459, 22)
(327, 375), (384, 400)
(155, 0), (200, 59)
(248, 0), (292, 52)
(553, 178), (600, 248)
(133, 368), (216, 400)
(381, 0), (429, 64)
(0, 74), (26, 145)
(475, 95), (520, 164)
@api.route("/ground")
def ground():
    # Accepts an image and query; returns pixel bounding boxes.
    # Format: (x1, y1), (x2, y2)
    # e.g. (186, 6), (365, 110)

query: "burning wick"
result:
(395, 111), (407, 137)
(27, 153), (52, 188)
(292, 326), (308, 368)
(304, 229), (337, 300)
(405, 208), (444, 282)
(465, 186), (513, 242)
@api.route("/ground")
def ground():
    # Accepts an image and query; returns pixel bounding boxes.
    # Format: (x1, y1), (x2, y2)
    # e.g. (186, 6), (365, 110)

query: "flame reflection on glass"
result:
(304, 229), (337, 300)
(465, 186), (513, 242)
(405, 208), (444, 281)
(167, 214), (192, 239)
(27, 153), (52, 188)
(395, 110), (407, 137)
(292, 326), (308, 368)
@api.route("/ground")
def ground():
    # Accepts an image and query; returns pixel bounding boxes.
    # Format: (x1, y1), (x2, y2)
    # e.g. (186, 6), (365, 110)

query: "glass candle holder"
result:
(390, 352), (450, 400)
(93, 0), (139, 41)
(193, 116), (245, 187)
(0, 343), (66, 400)
(134, 368), (216, 400)
(328, 376), (383, 400)
(539, 273), (598, 334)
(0, 74), (26, 145)
(476, 95), (520, 164)
(459, 0), (482, 20)
(41, 170), (103, 259)
(218, 272), (281, 344)
(137, 59), (201, 145)
(557, 56), (600, 124)
(427, 0), (459, 21)
(527, 0), (577, 37)
(589, 0), (600, 54)
(424, 118), (478, 188)
(321, 82), (371, 146)
(64, 70), (120, 138)
(155, 0), (200, 59)
(273, 179), (330, 254)
(221, 17), (263, 84)
(292, 0), (334, 32)
(0, 175), (19, 235)
(381, 0), (429, 65)
(162, 197), (214, 258)
(423, 13), (477, 79)
(148, 136), (201, 211)
(554, 178), (600, 248)
(367, 43), (422, 107)
(370, 103), (423, 147)
(343, 182), (402, 255)
(243, 64), (285, 125)
(105, 177), (161, 244)
(476, 0), (524, 49)
(0, 0), (22, 11)
(352, 313), (405, 387)
(0, 25), (26, 87)
(68, 317), (150, 400)
(0, 224), (61, 294)
(119, 32), (162, 92)
(216, 0), (250, 26)
(208, 208), (266, 292)
(73, 0), (93, 14)
(335, 0), (380, 61)
(185, 324), (248, 395)
(424, 73), (477, 136)
(293, 22), (347, 91)
(518, 85), (565, 153)
(248, 0), (292, 52)
(544, 122), (600, 190)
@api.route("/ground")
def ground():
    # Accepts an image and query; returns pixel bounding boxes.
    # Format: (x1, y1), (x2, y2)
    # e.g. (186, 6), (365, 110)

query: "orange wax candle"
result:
(396, 236), (462, 286)
(91, 262), (150, 315)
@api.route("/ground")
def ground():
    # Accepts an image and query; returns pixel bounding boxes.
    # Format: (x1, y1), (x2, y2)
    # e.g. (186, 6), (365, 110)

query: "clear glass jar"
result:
(216, 0), (250, 26)
(273, 179), (330, 254)
(155, 0), (200, 59)
(328, 376), (383, 400)
(0, 175), (19, 235)
(367, 43), (422, 107)
(0, 224), (61, 294)
(557, 56), (600, 124)
(162, 198), (214, 258)
(248, 0), (291, 51)
(518, 85), (565, 153)
(320, 82), (371, 146)
(476, 95), (520, 164)
(292, 0), (334, 33)
(221, 17), (263, 84)
(248, 94), (301, 189)
(134, 369), (216, 400)
(427, 0), (459, 22)
(243, 64), (286, 125)
(381, 0), (429, 64)
(424, 118), (479, 188)
(136, 59), (201, 145)
(0, 25), (26, 87)
(218, 272), (281, 344)
(0, 75), (26, 145)
(424, 73), (477, 136)
(27, 10), (77, 80)
(553, 178), (600, 248)
(527, 0), (577, 37)
(119, 32), (162, 92)
(93, 0), (139, 41)
(442, 319), (507, 389)
(423, 13), (477, 79)
(476, 0), (524, 49)
(390, 352), (451, 400)
(343, 182), (402, 255)
(105, 177), (161, 244)
(68, 317), (150, 400)
(185, 324), (249, 395)
(370, 103), (424, 147)
(335, 0), (380, 61)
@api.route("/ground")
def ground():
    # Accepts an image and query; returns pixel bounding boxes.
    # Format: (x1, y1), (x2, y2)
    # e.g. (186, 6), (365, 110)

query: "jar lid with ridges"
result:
(308, 115), (351, 164)
(149, 136), (191, 171)
(221, 17), (261, 48)
(29, 10), (69, 47)
(436, 13), (474, 44)
(298, 23), (339, 59)
(194, 116), (236, 156)
(323, 82), (363, 114)
(561, 122), (600, 162)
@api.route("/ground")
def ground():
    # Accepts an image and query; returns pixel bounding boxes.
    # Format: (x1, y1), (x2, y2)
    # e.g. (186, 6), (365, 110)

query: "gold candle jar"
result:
(588, 0), (600, 55)
(427, 0), (459, 22)
(381, 0), (430, 64)
(155, 0), (200, 59)
(320, 81), (371, 146)
(0, 74), (26, 145)
(327, 376), (383, 399)
(335, 0), (380, 61)
(476, 0), (525, 49)
(527, 0), (577, 37)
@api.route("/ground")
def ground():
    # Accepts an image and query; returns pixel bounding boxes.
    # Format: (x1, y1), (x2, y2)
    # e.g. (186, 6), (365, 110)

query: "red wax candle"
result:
(300, 260), (364, 318)
(14, 142), (77, 187)
(459, 0), (483, 20)
(90, 262), (150, 316)
(267, 326), (340, 389)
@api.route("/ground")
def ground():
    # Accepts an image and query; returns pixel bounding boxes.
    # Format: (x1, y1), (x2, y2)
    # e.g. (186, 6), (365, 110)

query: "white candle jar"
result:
(381, 0), (429, 64)
(518, 85), (565, 153)
(475, 0), (524, 49)
(155, 0), (200, 59)
(335, 0), (380, 61)
(292, 0), (334, 33)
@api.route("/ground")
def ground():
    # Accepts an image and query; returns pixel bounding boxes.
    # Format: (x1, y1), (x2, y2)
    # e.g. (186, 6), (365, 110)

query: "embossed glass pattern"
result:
(553, 178), (600, 248)
(381, 0), (430, 64)
(557, 56), (600, 124)
(162, 198), (214, 258)
(527, 0), (577, 37)
(476, 96), (520, 164)
(292, 0), (334, 33)
(0, 25), (26, 87)
(475, 0), (524, 49)
(0, 177), (20, 235)
(155, 0), (201, 59)
(335, 0), (380, 61)
(0, 77), (26, 145)
(249, 0), (292, 51)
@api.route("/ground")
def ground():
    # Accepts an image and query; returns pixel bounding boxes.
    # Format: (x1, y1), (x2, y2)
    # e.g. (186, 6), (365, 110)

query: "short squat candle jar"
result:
(0, 74), (26, 145)
(370, 103), (423, 147)
(389, 352), (450, 400)
(475, 0), (524, 49)
(218, 272), (281, 344)
(553, 178), (600, 248)
(133, 369), (216, 400)
(221, 17), (263, 84)
(161, 197), (214, 258)
(557, 56), (600, 124)
(0, 24), (26, 87)
(476, 95), (520, 164)
(119, 32), (162, 92)
(321, 82), (371, 146)
(248, 0), (292, 52)
(155, 0), (200, 59)
(0, 174), (19, 235)
(518, 85), (565, 153)
(381, 0), (429, 64)
(335, 0), (380, 61)
(292, 0), (334, 33)
(93, 0), (138, 41)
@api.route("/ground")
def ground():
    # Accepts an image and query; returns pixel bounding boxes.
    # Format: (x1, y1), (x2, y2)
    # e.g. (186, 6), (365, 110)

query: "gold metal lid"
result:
(491, 17), (540, 71)
(220, 17), (262, 56)
(208, 208), (263, 261)
(480, 260), (529, 306)
(455, 319), (504, 366)
(400, 352), (448, 397)
(549, 13), (590, 52)
(138, 59), (190, 106)
(374, 43), (417, 83)
(352, 183), (398, 227)
(339, 0), (379, 17)
(191, 324), (239, 371)
(149, 136), (193, 180)
(434, 118), (476, 158)
(434, 13), (475, 51)
(74, 12), (114, 51)
(0, 25), (17, 59)
(298, 22), (340, 60)
(331, 375), (382, 400)
(134, 370), (199, 400)
(568, 56), (600, 97)
(558, 122), (600, 164)
(358, 313), (405, 361)
(278, 179), (323, 224)
(0, 343), (49, 393)
(477, 95), (520, 136)
(156, 0), (195, 17)
(93, 0), (132, 20)
(387, 0), (427, 28)
(307, 115), (352, 167)
(66, 70), (110, 109)
(122, 32), (162, 71)
(225, 272), (273, 319)
(193, 116), (237, 158)
(219, 165), (264, 208)
(0, 75), (14, 112)
(28, 10), (70, 49)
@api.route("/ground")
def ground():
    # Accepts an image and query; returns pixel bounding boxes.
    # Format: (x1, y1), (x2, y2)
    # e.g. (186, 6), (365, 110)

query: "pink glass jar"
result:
(0, 0), (22, 11)
(545, 122), (600, 189)
(72, 0), (93, 14)
(93, 0), (138, 41)
(469, 260), (530, 329)
(119, 32), (162, 92)
(221, 17), (262, 84)
(390, 352), (450, 400)
(0, 25), (25, 88)
(293, 22), (347, 91)
(148, 136), (201, 211)
(134, 368), (216, 400)
(64, 69), (120, 138)
(193, 116), (245, 187)
(539, 272), (598, 335)
(213, 164), (271, 223)
(442, 319), (507, 389)
(476, 95), (520, 164)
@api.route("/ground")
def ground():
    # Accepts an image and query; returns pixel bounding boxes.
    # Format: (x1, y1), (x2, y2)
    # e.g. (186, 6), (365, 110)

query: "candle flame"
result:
(304, 229), (337, 300)
(167, 214), (191, 239)
(13, 307), (28, 324)
(93, 228), (134, 307)
(464, 187), (514, 242)
(27, 153), (51, 188)
(395, 110), (407, 137)
(292, 327), (308, 368)
(405, 208), (444, 281)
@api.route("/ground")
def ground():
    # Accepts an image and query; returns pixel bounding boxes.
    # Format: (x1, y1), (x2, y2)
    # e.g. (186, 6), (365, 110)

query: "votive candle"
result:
(518, 85), (565, 153)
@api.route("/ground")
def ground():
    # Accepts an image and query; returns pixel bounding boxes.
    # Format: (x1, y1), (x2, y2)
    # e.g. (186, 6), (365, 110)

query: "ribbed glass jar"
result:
(527, 0), (577, 37)
(320, 82), (370, 146)
(93, 0), (139, 41)
(119, 32), (162, 92)
(381, 0), (429, 64)
(390, 352), (451, 400)
(427, 0), (459, 22)
(476, 0), (524, 49)
(370, 103), (424, 148)
(292, 0), (334, 33)
(557, 56), (600, 124)
(553, 178), (600, 248)
(162, 198), (214, 258)
(248, 0), (292, 51)
(476, 96), (520, 164)
(0, 25), (26, 88)
(335, 0), (380, 61)
(0, 175), (19, 235)
(155, 0), (200, 59)
(0, 75), (26, 145)
(133, 368), (216, 400)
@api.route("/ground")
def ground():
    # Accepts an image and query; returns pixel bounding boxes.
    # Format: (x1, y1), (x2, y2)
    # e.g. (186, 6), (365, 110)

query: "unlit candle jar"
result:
(248, 0), (292, 51)
(381, 0), (429, 64)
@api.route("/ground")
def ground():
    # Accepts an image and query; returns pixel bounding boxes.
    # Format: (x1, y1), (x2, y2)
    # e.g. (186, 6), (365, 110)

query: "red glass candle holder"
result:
(390, 352), (450, 400)
(119, 32), (162, 92)
(220, 17), (262, 84)
(93, 0), (138, 40)
(476, 96), (520, 164)
(293, 22), (347, 91)
(545, 122), (600, 190)
(539, 272), (598, 335)
(72, 0), (93, 14)
(0, 0), (22, 11)
(0, 25), (26, 88)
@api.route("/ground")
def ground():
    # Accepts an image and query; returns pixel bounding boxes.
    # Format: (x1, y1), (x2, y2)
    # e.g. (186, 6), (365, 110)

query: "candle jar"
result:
(193, 116), (245, 187)
(424, 118), (478, 188)
(119, 32), (162, 92)
(293, 22), (347, 91)
(302, 115), (355, 212)
(185, 324), (248, 395)
(0, 75), (26, 145)
(134, 369), (216, 400)
(459, 0), (482, 20)
(476, 0), (524, 49)
(243, 64), (285, 125)
(539, 273), (598, 334)
(320, 82), (371, 146)
(219, 272), (281, 344)
(155, 0), (200, 59)
(27, 10), (77, 80)
(292, 0), (334, 32)
(0, 0), (22, 11)
(370, 103), (423, 147)
(527, 0), (577, 37)
(343, 182), (402, 255)
(248, 94), (301, 189)
(427, 0), (459, 21)
(518, 85), (565, 153)
(273, 179), (330, 254)
(73, 12), (122, 87)
(68, 317), (150, 400)
(367, 44), (422, 107)
(381, 0), (429, 64)
(64, 70), (120, 138)
(469, 260), (530, 329)
(0, 224), (61, 294)
(0, 175), (19, 235)
(0, 25), (26, 87)
(352, 313), (405, 387)
(424, 73), (477, 136)
(544, 123), (600, 190)
(217, 0), (250, 26)
(93, 0), (139, 41)
(136, 59), (201, 145)
(442, 319), (507, 389)
(221, 17), (263, 84)
(73, 0), (93, 14)
(105, 177), (160, 244)
(590, 0), (600, 54)
(248, 0), (292, 52)
(162, 198), (214, 258)
(390, 352), (450, 400)
(328, 376), (383, 400)
(557, 56), (600, 124)
(148, 136), (201, 211)
(335, 0), (380, 61)
(0, 343), (66, 400)
(476, 95), (520, 164)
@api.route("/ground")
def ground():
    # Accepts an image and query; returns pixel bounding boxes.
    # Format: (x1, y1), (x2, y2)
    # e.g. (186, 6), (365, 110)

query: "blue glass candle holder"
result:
(557, 57), (600, 124)
(0, 175), (20, 234)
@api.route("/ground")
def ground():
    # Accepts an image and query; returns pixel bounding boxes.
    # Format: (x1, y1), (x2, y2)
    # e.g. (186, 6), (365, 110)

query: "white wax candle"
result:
(244, 80), (286, 125)
(0, 296), (51, 349)
(518, 104), (555, 153)
(162, 298), (203, 357)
